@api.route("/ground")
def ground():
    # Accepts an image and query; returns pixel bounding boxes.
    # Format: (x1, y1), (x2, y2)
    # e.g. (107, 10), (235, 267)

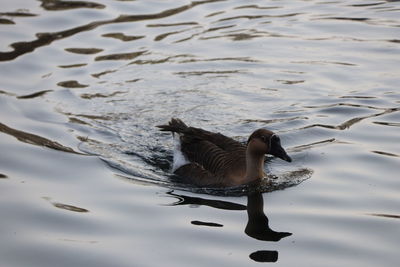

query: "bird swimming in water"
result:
(157, 118), (291, 187)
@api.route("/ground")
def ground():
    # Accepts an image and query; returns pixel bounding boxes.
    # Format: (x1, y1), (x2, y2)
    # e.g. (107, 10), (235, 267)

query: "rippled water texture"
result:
(1, 0), (400, 266)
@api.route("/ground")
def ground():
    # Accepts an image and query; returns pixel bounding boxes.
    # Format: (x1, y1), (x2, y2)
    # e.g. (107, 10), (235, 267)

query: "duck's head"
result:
(247, 129), (292, 162)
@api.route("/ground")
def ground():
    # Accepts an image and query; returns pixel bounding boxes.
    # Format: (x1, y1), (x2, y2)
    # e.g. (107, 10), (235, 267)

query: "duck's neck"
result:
(244, 151), (265, 183)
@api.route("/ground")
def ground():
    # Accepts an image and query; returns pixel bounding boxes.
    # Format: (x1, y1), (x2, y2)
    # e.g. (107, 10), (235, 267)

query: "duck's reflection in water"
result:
(245, 192), (292, 242)
(165, 191), (292, 263)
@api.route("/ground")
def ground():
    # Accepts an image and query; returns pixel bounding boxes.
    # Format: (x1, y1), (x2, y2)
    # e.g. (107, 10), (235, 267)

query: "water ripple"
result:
(1, 0), (400, 266)
(0, 122), (83, 154)
(0, 0), (224, 61)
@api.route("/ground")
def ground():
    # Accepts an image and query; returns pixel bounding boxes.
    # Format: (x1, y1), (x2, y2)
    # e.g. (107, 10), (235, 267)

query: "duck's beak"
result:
(270, 144), (292, 162)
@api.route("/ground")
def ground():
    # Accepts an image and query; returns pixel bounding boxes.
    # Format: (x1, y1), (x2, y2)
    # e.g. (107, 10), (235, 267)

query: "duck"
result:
(157, 118), (292, 187)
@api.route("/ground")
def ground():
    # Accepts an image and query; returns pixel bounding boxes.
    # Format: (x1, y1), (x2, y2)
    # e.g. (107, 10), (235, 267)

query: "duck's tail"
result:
(157, 118), (188, 133)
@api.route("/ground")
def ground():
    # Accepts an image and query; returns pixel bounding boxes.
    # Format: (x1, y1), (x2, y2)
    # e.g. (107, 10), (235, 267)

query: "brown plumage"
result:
(157, 118), (292, 187)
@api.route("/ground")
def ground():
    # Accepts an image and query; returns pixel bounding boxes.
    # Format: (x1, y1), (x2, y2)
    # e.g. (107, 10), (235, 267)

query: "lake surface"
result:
(1, 0), (399, 266)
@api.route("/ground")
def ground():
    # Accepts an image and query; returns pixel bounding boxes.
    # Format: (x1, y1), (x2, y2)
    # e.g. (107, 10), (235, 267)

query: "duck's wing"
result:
(179, 135), (246, 179)
(174, 162), (225, 187)
(158, 118), (246, 180)
(157, 118), (245, 153)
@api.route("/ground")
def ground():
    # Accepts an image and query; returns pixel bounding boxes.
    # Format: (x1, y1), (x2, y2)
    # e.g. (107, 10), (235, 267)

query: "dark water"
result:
(1, 0), (400, 266)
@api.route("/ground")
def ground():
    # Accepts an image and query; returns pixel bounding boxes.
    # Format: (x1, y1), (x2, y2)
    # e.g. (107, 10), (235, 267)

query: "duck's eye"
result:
(261, 135), (268, 142)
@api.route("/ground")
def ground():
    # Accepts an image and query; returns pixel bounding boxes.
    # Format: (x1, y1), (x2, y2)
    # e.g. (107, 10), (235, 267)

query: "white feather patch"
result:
(172, 133), (189, 171)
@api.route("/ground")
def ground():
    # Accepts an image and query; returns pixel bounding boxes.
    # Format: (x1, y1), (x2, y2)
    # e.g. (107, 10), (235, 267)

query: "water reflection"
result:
(52, 202), (89, 213)
(165, 191), (246, 210)
(166, 191), (292, 263)
(245, 193), (292, 242)
(65, 48), (103, 55)
(57, 80), (89, 88)
(0, 89), (53, 99)
(300, 105), (400, 131)
(0, 18), (15, 24)
(367, 213), (400, 220)
(101, 33), (144, 42)
(1, 0), (399, 265)
(249, 250), (278, 263)
(17, 90), (54, 99)
(191, 220), (223, 227)
(58, 63), (87, 68)
(43, 197), (89, 213)
(39, 0), (105, 11)
(0, 11), (37, 17)
(95, 50), (147, 61)
(0, 0), (223, 61)
(0, 122), (82, 154)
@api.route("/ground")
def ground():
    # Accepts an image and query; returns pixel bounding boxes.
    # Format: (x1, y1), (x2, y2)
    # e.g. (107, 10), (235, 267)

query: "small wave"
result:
(101, 153), (312, 197)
